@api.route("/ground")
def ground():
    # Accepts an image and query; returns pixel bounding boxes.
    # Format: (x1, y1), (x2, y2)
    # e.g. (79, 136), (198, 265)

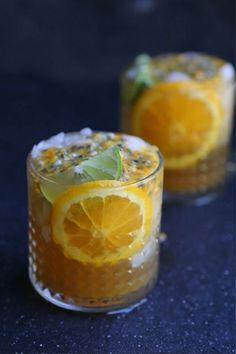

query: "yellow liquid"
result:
(164, 146), (229, 194)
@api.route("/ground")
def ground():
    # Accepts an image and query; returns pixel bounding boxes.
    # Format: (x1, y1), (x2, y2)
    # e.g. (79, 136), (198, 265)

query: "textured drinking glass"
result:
(27, 132), (163, 313)
(120, 53), (235, 203)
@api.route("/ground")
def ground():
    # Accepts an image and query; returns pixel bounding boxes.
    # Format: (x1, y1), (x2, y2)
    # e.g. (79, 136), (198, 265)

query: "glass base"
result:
(163, 159), (234, 206)
(29, 269), (156, 314)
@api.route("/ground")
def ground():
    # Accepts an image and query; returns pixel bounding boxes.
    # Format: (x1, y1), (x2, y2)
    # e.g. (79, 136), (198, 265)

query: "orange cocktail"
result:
(121, 53), (235, 203)
(27, 129), (163, 312)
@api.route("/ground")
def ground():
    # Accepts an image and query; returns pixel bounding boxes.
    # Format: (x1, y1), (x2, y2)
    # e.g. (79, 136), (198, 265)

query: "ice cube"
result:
(166, 71), (190, 82)
(220, 63), (235, 81)
(80, 127), (93, 136)
(125, 136), (146, 150)
(74, 165), (84, 174)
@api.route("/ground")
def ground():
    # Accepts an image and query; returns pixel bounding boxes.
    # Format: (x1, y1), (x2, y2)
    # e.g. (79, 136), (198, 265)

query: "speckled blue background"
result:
(0, 0), (235, 352)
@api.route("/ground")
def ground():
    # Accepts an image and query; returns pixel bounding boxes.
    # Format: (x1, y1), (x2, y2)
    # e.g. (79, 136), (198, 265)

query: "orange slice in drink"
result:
(131, 81), (223, 169)
(52, 181), (152, 264)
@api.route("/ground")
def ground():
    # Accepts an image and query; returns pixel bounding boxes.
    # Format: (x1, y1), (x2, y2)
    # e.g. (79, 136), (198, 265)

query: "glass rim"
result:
(123, 52), (235, 85)
(27, 139), (163, 188)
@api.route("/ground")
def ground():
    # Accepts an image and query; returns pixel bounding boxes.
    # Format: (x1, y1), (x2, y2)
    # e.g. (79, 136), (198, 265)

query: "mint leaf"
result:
(122, 54), (155, 104)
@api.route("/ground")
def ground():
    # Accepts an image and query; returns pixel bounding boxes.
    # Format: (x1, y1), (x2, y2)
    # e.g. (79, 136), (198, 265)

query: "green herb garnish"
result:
(122, 54), (155, 103)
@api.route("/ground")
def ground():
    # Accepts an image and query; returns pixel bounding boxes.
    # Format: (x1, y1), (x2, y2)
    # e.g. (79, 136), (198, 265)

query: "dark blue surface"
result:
(0, 80), (235, 353)
(0, 0), (234, 80)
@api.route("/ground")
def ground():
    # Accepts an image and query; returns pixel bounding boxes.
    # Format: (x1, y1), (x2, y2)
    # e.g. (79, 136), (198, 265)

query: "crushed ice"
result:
(220, 63), (235, 81)
(31, 132), (65, 158)
(166, 71), (190, 82)
(31, 128), (151, 161)
(125, 135), (146, 151)
(31, 128), (93, 158)
(132, 236), (156, 268)
(80, 127), (93, 136)
(74, 165), (84, 174)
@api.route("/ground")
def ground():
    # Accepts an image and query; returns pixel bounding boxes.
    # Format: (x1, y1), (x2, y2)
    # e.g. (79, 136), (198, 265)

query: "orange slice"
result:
(52, 180), (152, 264)
(131, 81), (223, 169)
